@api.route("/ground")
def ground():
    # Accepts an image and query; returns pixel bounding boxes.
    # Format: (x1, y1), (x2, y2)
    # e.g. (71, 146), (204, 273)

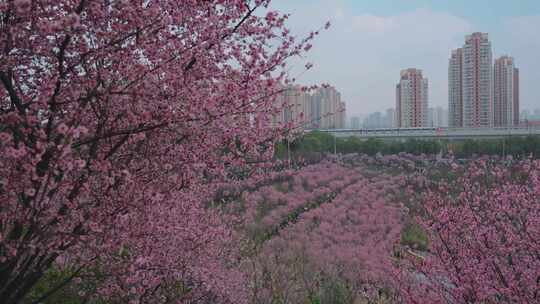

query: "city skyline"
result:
(270, 0), (540, 116)
(280, 29), (534, 120)
(284, 31), (530, 129)
(349, 105), (448, 129)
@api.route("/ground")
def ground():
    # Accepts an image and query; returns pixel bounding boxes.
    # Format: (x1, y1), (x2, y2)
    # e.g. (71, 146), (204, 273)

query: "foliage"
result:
(400, 222), (429, 252)
(280, 132), (540, 159)
(23, 266), (91, 304)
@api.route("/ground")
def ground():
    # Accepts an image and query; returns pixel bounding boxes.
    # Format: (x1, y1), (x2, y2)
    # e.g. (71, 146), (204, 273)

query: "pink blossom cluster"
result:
(211, 168), (297, 205)
(244, 167), (406, 302)
(397, 159), (540, 303)
(284, 173), (404, 282)
(238, 162), (364, 235)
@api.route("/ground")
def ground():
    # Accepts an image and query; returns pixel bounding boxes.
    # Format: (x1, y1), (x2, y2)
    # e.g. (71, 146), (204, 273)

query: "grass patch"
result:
(401, 222), (429, 251)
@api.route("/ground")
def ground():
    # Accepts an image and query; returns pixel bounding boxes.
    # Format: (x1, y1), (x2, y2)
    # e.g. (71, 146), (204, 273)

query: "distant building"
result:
(274, 85), (346, 129)
(521, 109), (540, 122)
(494, 56), (519, 127)
(350, 116), (362, 129)
(364, 112), (384, 128)
(438, 107), (449, 127)
(311, 86), (345, 129)
(448, 48), (463, 127)
(463, 32), (493, 128)
(520, 120), (540, 128)
(273, 85), (311, 127)
(386, 108), (396, 128)
(521, 109), (531, 120)
(362, 109), (396, 129)
(396, 68), (428, 128)
(428, 107), (449, 127)
(337, 101), (346, 129)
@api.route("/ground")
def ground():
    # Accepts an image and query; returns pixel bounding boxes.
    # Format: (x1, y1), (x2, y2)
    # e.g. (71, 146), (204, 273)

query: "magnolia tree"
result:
(0, 0), (323, 302)
(397, 159), (540, 303)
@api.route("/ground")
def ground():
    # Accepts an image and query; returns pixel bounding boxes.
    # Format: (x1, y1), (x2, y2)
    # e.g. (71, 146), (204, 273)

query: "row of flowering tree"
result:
(397, 158), (540, 304)
(220, 162), (407, 303)
(211, 153), (540, 303)
(346, 153), (540, 303)
(254, 153), (539, 304)
(0, 0), (325, 302)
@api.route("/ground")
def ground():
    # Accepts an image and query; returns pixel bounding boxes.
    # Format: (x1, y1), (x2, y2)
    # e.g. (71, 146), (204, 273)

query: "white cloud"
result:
(351, 14), (395, 33)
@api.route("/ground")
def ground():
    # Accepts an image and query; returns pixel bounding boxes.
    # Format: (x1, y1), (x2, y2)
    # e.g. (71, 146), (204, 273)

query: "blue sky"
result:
(270, 0), (540, 116)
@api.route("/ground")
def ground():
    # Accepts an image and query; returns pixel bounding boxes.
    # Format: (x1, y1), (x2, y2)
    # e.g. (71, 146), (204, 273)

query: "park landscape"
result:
(0, 1), (539, 303)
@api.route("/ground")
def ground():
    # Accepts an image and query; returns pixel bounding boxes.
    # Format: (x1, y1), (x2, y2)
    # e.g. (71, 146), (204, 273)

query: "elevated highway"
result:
(316, 126), (540, 140)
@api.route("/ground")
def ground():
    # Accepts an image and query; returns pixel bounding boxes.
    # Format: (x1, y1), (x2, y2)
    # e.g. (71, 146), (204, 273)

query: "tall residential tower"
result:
(273, 85), (346, 129)
(448, 48), (463, 127)
(462, 32), (493, 128)
(449, 33), (520, 129)
(449, 33), (493, 128)
(396, 68), (428, 128)
(494, 56), (519, 127)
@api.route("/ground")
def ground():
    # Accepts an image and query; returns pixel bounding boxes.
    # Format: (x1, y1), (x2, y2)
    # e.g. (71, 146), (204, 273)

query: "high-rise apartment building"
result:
(319, 87), (340, 128)
(396, 68), (428, 128)
(364, 112), (384, 128)
(310, 86), (345, 129)
(310, 92), (322, 128)
(449, 33), (493, 128)
(337, 101), (346, 129)
(363, 110), (395, 129)
(494, 56), (519, 127)
(350, 116), (362, 129)
(274, 85), (346, 129)
(448, 48), (463, 127)
(462, 32), (493, 128)
(437, 107), (449, 127)
(428, 107), (449, 127)
(273, 85), (311, 127)
(386, 108), (396, 128)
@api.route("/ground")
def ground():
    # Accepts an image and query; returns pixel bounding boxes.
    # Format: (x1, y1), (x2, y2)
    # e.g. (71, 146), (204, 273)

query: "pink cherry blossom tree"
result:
(0, 0), (321, 302)
(397, 159), (540, 304)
